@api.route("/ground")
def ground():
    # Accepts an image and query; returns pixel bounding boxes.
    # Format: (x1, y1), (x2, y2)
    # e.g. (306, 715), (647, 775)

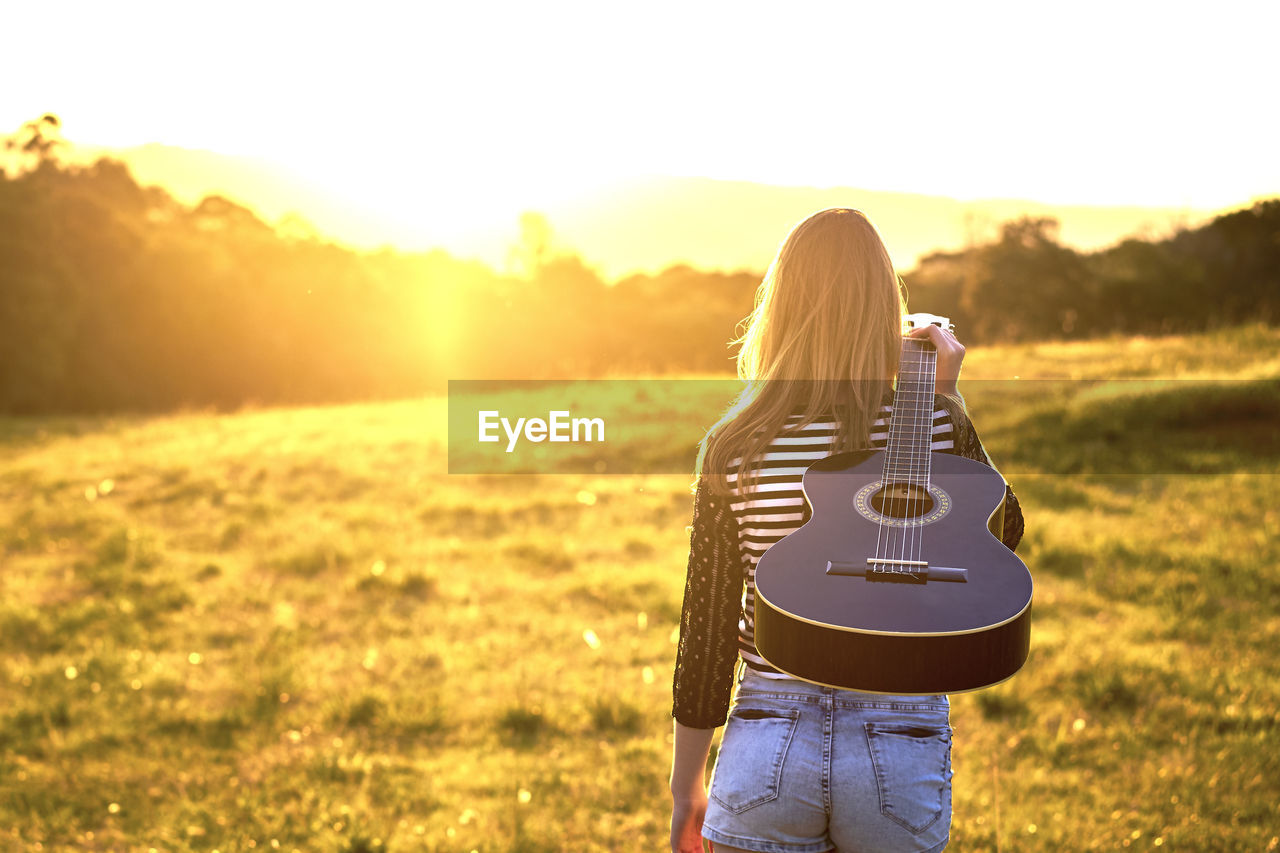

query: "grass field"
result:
(2, 325), (1278, 851)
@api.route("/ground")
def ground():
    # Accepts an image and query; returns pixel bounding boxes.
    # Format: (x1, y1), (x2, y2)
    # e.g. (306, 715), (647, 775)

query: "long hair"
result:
(698, 208), (907, 496)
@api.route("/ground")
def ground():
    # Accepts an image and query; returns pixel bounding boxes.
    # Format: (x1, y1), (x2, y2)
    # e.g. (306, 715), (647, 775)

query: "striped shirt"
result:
(671, 395), (1024, 728)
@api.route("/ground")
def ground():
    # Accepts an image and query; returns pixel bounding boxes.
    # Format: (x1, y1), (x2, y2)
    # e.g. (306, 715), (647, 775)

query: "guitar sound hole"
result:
(871, 483), (935, 519)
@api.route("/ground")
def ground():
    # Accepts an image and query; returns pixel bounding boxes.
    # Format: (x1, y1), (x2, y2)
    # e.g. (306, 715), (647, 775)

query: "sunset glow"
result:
(7, 0), (1277, 268)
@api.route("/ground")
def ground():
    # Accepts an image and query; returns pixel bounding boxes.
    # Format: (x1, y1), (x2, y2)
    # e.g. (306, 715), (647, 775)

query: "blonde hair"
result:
(698, 208), (907, 496)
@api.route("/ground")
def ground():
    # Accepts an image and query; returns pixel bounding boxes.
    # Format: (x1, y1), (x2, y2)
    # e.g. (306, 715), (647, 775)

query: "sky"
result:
(5, 0), (1278, 244)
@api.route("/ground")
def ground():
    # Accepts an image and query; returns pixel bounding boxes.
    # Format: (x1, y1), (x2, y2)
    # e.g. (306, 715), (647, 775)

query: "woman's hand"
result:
(671, 788), (712, 852)
(908, 323), (965, 398)
(670, 721), (716, 851)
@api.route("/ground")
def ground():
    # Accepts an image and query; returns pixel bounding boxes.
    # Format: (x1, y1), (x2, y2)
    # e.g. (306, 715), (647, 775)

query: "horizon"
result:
(18, 130), (1256, 282)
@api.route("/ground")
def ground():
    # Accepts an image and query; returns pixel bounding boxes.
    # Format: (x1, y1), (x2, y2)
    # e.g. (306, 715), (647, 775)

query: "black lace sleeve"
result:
(671, 477), (747, 729)
(939, 395), (1025, 552)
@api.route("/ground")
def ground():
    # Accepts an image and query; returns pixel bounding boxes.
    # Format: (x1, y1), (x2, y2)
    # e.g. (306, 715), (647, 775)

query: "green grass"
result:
(2, 325), (1279, 850)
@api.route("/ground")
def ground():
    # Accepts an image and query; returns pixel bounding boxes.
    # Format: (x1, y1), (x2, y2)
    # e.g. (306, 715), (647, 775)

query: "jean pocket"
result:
(864, 721), (952, 834)
(709, 706), (800, 814)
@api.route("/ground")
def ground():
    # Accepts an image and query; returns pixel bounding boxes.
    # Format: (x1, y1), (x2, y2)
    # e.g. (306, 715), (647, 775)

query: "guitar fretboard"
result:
(881, 337), (938, 487)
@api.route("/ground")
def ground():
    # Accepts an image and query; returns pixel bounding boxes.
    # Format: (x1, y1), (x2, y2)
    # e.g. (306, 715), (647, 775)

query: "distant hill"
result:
(539, 176), (1224, 279)
(77, 142), (1228, 279)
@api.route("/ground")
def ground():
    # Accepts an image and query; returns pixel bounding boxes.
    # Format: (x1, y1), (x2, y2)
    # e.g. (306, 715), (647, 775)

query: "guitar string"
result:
(894, 338), (916, 572)
(902, 339), (917, 574)
(883, 333), (919, 575)
(874, 340), (901, 572)
(876, 344), (901, 574)
(876, 329), (938, 577)
(895, 340), (914, 573)
(906, 339), (919, 573)
(915, 343), (937, 574)
(906, 338), (927, 574)
(899, 336), (934, 577)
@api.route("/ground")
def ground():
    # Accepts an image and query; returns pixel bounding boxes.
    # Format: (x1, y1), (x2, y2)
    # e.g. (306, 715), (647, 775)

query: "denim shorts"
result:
(702, 666), (952, 853)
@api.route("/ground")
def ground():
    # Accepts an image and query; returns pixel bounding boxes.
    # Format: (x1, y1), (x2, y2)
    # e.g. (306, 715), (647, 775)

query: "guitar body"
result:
(753, 449), (1033, 694)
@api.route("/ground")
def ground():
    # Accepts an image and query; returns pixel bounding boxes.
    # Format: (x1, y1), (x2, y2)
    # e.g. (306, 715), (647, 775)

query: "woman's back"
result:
(673, 388), (1023, 722)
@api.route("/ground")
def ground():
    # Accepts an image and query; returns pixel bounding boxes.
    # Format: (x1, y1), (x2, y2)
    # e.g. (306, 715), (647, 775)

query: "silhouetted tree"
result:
(959, 217), (1096, 340)
(2, 114), (63, 175)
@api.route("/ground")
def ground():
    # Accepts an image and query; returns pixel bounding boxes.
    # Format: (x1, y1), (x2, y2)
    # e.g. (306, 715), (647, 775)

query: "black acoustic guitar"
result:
(753, 313), (1032, 694)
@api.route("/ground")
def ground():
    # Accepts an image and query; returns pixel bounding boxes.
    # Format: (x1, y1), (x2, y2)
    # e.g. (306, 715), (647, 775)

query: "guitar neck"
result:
(882, 337), (937, 485)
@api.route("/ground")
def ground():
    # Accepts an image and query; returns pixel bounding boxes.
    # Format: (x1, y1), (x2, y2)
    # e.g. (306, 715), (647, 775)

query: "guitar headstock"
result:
(903, 313), (955, 334)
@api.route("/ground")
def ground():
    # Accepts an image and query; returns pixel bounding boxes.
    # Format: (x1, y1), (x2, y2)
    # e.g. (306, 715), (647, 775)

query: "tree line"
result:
(905, 208), (1278, 342)
(1, 116), (1276, 414)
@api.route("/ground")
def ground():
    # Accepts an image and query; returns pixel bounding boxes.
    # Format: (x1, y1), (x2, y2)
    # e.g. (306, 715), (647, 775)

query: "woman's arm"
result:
(670, 721), (716, 852)
(938, 395), (1025, 552)
(669, 476), (746, 850)
(911, 322), (1025, 551)
(671, 479), (747, 727)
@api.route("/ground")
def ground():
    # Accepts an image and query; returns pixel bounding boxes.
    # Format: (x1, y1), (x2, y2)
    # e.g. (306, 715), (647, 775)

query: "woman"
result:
(669, 208), (1024, 853)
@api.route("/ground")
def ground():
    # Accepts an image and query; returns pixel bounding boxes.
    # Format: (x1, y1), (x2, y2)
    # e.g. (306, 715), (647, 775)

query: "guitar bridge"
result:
(825, 559), (968, 583)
